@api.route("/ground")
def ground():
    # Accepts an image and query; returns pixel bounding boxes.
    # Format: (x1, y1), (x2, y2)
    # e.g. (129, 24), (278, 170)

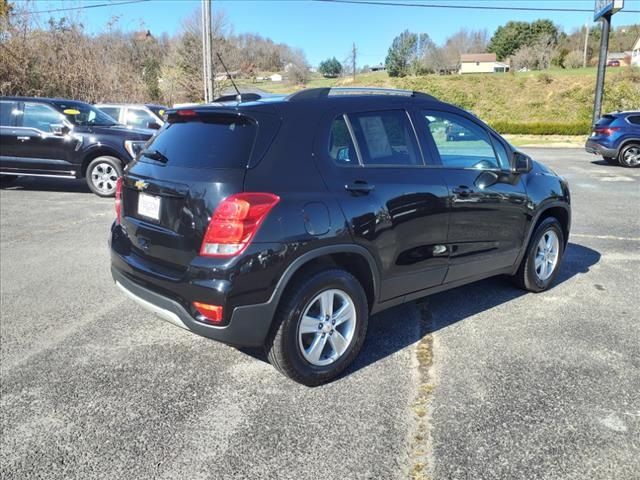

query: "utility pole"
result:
(593, 13), (611, 124)
(201, 0), (208, 102)
(352, 42), (357, 82)
(582, 22), (590, 68)
(201, 0), (214, 102)
(205, 0), (214, 100)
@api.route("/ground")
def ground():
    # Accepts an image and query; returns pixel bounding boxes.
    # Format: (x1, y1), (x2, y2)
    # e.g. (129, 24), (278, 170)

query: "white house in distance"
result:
(632, 35), (640, 67)
(459, 53), (509, 74)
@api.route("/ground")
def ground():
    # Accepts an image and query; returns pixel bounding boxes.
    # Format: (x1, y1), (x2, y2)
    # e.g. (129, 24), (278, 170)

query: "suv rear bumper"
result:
(585, 139), (617, 157)
(111, 266), (275, 347)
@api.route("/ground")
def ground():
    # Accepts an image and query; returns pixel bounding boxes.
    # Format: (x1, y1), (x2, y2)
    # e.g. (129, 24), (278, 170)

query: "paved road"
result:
(0, 149), (638, 479)
(427, 150), (640, 480)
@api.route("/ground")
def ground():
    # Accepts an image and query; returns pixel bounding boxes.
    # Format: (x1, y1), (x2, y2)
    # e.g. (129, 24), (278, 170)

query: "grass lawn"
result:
(240, 67), (639, 134)
(503, 134), (587, 148)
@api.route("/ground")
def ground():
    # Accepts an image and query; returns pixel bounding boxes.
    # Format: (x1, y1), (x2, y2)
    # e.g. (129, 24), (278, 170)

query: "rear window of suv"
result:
(141, 114), (256, 169)
(595, 115), (616, 126)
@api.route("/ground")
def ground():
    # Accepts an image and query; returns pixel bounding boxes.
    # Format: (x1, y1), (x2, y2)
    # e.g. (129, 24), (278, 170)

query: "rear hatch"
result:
(121, 107), (279, 274)
(591, 115), (617, 139)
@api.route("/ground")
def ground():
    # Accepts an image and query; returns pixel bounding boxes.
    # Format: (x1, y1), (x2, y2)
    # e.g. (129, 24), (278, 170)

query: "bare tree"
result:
(0, 3), (312, 104)
(512, 33), (556, 70)
(441, 28), (489, 69)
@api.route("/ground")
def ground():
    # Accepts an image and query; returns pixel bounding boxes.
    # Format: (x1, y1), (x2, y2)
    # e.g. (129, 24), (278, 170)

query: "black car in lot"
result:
(110, 87), (571, 385)
(0, 97), (153, 196)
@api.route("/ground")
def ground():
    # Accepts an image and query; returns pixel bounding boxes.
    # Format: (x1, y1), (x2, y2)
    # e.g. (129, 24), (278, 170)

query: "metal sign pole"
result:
(592, 13), (611, 125)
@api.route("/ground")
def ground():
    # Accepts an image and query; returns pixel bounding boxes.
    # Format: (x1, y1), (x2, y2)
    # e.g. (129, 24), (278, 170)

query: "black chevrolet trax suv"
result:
(0, 97), (153, 196)
(110, 88), (571, 386)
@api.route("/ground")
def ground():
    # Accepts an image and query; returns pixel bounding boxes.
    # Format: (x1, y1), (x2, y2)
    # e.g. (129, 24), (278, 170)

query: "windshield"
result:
(53, 101), (118, 127)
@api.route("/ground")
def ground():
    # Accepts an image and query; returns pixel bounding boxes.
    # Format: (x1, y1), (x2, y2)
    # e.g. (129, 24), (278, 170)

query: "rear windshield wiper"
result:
(141, 149), (169, 164)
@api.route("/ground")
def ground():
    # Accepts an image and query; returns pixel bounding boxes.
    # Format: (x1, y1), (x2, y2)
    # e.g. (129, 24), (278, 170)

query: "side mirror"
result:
(513, 151), (532, 174)
(51, 124), (70, 136)
(146, 121), (162, 130)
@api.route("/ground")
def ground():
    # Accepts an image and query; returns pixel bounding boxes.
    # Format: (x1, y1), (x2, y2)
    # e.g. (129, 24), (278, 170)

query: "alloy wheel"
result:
(297, 289), (357, 367)
(622, 146), (640, 167)
(90, 163), (118, 195)
(534, 230), (560, 281)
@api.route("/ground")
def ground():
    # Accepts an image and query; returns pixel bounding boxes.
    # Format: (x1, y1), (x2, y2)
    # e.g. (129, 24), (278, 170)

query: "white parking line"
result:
(571, 233), (640, 242)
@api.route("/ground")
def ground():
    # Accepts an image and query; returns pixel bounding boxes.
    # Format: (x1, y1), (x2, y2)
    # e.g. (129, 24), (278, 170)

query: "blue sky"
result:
(23, 0), (640, 66)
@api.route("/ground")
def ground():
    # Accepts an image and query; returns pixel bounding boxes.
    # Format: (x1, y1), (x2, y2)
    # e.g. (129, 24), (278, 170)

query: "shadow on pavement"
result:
(0, 176), (92, 194)
(234, 244), (600, 383)
(590, 159), (620, 167)
(345, 242), (600, 378)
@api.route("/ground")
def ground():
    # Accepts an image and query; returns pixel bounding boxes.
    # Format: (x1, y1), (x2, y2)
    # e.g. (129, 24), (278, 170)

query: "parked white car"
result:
(95, 103), (167, 130)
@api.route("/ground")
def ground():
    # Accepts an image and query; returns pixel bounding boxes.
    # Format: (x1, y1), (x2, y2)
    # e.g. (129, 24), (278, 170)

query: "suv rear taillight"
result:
(114, 177), (123, 223)
(200, 193), (280, 257)
(594, 127), (620, 136)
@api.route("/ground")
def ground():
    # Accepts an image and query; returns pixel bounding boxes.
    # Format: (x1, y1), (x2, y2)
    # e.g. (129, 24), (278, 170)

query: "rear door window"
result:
(0, 101), (19, 127)
(140, 114), (257, 169)
(627, 116), (640, 125)
(348, 110), (422, 166)
(99, 106), (122, 122)
(126, 107), (157, 129)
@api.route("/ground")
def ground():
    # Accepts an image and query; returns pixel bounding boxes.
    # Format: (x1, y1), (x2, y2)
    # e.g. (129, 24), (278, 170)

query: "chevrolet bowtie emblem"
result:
(134, 180), (148, 191)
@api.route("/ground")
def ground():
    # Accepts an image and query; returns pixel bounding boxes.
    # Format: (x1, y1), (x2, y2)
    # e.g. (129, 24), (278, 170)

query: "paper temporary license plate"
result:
(138, 192), (161, 220)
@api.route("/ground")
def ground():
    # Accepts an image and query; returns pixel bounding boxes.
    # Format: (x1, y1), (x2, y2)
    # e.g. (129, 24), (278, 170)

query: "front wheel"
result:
(266, 268), (369, 386)
(512, 217), (564, 292)
(618, 144), (640, 168)
(86, 156), (122, 197)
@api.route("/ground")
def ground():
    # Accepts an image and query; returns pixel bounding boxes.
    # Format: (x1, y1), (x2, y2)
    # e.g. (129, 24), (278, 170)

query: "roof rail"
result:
(285, 88), (331, 101)
(213, 92), (263, 103)
(286, 87), (437, 101)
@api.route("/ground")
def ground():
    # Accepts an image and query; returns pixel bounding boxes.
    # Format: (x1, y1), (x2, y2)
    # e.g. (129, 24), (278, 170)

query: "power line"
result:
(25, 0), (150, 15)
(315, 0), (640, 14)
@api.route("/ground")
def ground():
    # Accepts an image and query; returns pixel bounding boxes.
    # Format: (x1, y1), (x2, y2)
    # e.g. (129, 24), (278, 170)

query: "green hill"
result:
(247, 68), (640, 135)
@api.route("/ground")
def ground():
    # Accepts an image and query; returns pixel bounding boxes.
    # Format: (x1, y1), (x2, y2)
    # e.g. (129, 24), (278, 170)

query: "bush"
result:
(490, 121), (591, 135)
(537, 72), (553, 84)
(564, 50), (584, 69)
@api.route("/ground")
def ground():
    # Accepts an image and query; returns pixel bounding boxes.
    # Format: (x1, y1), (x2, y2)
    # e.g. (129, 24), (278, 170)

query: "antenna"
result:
(216, 52), (242, 103)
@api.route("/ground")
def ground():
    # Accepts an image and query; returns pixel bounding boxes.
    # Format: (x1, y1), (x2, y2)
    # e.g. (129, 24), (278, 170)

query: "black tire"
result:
(617, 143), (640, 168)
(266, 268), (369, 386)
(85, 156), (122, 197)
(603, 156), (618, 165)
(512, 217), (565, 293)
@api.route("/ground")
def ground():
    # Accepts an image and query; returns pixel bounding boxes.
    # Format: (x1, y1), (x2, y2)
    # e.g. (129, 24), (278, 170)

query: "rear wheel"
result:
(86, 156), (122, 197)
(618, 143), (640, 168)
(266, 268), (368, 386)
(512, 217), (564, 292)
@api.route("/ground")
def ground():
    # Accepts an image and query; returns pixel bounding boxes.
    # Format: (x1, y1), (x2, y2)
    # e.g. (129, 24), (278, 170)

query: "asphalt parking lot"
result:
(1, 149), (638, 480)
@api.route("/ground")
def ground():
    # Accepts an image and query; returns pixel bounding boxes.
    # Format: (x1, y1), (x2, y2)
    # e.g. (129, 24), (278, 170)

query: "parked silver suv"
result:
(95, 103), (167, 130)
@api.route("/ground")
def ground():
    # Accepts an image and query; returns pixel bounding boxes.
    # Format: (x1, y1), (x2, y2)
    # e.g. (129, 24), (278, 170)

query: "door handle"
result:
(452, 185), (472, 197)
(345, 181), (375, 194)
(17, 136), (31, 141)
